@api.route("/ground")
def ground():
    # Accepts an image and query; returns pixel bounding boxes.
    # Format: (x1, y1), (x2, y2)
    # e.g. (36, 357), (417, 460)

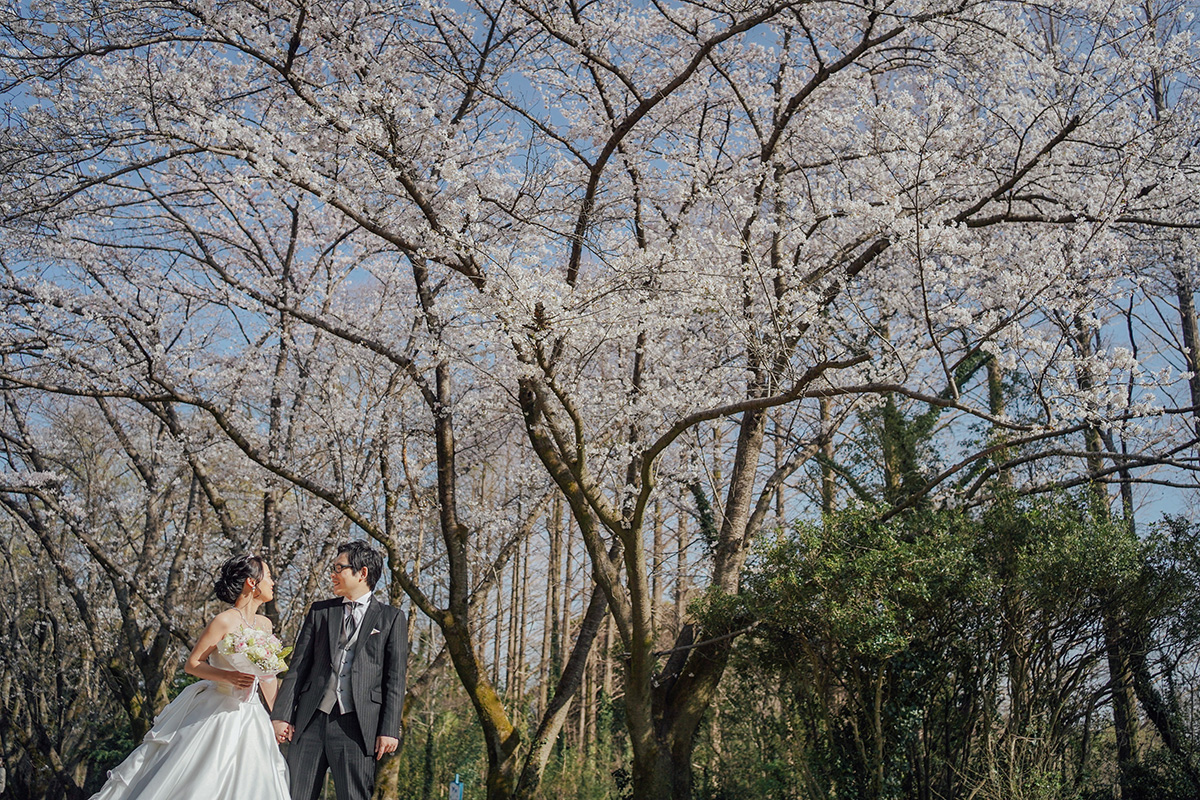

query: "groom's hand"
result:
(273, 720), (293, 744)
(375, 735), (399, 761)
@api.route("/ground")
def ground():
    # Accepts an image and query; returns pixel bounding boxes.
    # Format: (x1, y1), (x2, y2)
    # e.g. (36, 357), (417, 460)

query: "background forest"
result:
(2, 0), (1200, 799)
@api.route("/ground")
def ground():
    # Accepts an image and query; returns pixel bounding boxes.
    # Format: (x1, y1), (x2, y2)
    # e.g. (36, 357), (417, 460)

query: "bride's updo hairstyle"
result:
(214, 555), (269, 604)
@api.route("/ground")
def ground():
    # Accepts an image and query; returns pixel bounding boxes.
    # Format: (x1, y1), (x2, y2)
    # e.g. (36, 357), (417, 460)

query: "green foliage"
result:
(81, 672), (203, 794)
(72, 505), (1200, 800)
(381, 702), (625, 800)
(742, 505), (972, 662)
(691, 496), (1188, 800)
(84, 721), (138, 795)
(1118, 748), (1200, 800)
(1144, 515), (1200, 649)
(387, 710), (486, 799)
(689, 481), (719, 552)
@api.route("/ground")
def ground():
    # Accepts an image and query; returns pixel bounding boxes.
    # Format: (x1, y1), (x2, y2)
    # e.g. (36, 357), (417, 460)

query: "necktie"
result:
(339, 605), (357, 650)
(319, 604), (360, 713)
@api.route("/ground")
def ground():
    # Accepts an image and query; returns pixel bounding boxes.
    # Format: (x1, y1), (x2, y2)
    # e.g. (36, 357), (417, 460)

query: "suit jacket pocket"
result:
(370, 686), (383, 703)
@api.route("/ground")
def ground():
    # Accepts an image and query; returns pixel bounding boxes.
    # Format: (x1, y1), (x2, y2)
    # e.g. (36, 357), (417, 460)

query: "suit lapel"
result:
(327, 602), (342, 662)
(353, 600), (382, 659)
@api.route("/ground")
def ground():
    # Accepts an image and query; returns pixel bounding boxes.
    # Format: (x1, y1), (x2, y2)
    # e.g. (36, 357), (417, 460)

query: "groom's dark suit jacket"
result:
(272, 597), (408, 754)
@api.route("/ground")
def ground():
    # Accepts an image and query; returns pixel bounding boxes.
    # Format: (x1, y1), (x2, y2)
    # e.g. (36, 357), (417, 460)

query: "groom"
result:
(272, 541), (408, 800)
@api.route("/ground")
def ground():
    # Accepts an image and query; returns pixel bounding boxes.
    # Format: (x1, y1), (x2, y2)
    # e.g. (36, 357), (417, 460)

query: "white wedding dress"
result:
(89, 652), (290, 800)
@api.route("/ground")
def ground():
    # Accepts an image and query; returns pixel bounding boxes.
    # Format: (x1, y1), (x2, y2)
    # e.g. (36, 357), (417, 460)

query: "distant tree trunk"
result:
(1128, 632), (1200, 786)
(1074, 319), (1141, 783)
(422, 725), (436, 800)
(1175, 267), (1200, 444)
(820, 397), (837, 516)
(517, 531), (531, 707)
(515, 585), (610, 799)
(262, 237), (295, 623)
(602, 613), (614, 703)
(652, 500), (664, 631)
(492, 542), (504, 689)
(774, 410), (786, 526)
(675, 513), (688, 638)
(579, 648), (591, 748)
(1104, 610), (1141, 775)
(549, 497), (565, 683)
(986, 356), (1013, 489)
(562, 517), (576, 677)
(506, 536), (519, 697)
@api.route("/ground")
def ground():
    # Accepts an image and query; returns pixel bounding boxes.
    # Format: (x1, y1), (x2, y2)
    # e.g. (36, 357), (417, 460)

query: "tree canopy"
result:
(1, 1), (1199, 798)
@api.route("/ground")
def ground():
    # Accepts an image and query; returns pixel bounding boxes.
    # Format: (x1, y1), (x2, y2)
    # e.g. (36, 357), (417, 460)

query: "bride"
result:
(90, 555), (291, 800)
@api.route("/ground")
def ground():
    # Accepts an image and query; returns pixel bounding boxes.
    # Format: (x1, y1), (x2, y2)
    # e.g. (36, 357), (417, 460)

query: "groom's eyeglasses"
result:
(331, 562), (355, 574)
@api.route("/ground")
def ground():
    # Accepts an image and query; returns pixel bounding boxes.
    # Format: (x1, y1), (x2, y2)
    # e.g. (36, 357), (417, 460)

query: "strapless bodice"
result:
(206, 652), (258, 700)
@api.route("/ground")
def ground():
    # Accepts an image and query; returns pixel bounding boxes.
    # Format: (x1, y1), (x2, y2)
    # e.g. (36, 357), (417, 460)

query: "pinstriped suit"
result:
(272, 596), (407, 800)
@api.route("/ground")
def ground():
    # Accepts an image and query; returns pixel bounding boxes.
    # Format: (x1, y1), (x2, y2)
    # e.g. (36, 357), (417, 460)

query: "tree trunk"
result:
(674, 513), (688, 637)
(1128, 631), (1200, 785)
(820, 397), (836, 515)
(625, 408), (768, 799)
(1104, 609), (1141, 774)
(442, 616), (521, 800)
(1073, 319), (1141, 788)
(515, 587), (609, 799)
(506, 538), (519, 697)
(652, 500), (664, 631)
(1175, 267), (1200, 444)
(518, 532), (531, 707)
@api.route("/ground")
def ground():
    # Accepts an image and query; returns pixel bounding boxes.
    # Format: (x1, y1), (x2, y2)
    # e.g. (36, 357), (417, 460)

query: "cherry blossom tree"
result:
(2, 1), (1199, 798)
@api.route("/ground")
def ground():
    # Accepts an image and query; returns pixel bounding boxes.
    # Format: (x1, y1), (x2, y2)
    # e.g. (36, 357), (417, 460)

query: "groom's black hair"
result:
(337, 540), (383, 589)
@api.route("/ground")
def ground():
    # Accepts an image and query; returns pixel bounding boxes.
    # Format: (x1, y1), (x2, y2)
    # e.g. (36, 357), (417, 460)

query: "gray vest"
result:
(318, 601), (367, 714)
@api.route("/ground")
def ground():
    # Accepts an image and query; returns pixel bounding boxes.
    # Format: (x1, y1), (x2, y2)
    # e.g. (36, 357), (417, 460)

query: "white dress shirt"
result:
(333, 593), (372, 713)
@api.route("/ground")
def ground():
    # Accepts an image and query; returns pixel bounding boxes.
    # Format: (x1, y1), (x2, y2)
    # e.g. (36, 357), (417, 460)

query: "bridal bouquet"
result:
(217, 626), (291, 700)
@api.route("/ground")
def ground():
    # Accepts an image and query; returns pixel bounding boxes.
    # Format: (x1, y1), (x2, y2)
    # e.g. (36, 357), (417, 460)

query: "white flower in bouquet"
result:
(217, 626), (292, 677)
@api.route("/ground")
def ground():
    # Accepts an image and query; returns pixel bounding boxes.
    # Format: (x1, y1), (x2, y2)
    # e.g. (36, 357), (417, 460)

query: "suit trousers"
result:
(287, 709), (375, 800)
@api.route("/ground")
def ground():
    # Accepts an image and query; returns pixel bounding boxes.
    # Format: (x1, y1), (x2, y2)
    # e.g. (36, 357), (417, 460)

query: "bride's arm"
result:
(255, 614), (278, 710)
(184, 611), (256, 691)
(259, 676), (278, 710)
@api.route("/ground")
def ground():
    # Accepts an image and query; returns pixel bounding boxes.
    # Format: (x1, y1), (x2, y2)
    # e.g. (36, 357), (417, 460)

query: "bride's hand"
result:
(226, 671), (257, 689)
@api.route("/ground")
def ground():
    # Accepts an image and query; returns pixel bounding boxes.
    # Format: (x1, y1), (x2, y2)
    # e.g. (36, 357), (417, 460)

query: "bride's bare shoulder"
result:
(191, 608), (241, 649)
(207, 608), (243, 631)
